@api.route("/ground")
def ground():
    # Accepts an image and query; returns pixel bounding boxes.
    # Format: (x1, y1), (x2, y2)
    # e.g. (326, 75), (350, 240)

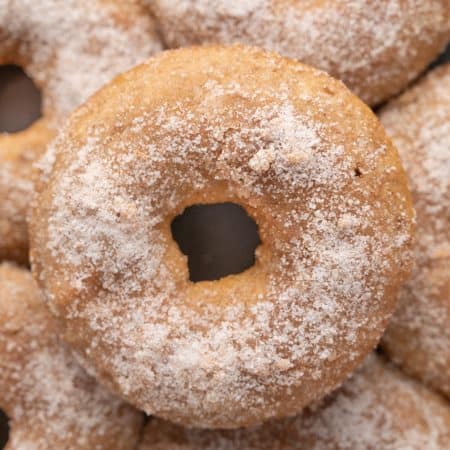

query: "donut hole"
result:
(0, 409), (9, 449)
(0, 65), (42, 133)
(171, 202), (261, 282)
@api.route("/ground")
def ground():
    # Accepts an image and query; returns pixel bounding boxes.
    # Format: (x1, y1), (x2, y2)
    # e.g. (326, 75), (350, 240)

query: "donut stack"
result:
(0, 1), (449, 449)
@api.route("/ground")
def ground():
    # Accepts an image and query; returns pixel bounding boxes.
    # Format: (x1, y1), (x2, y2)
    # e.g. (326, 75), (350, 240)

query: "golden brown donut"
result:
(30, 46), (414, 429)
(139, 354), (450, 450)
(379, 64), (450, 398)
(0, 0), (163, 264)
(0, 120), (53, 264)
(149, 0), (450, 106)
(0, 262), (144, 450)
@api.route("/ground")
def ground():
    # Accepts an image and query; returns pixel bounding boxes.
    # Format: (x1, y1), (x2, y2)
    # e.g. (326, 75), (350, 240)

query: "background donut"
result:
(379, 64), (450, 398)
(30, 46), (414, 429)
(138, 354), (450, 450)
(0, 262), (144, 450)
(0, 119), (53, 264)
(149, 0), (450, 106)
(0, 0), (163, 264)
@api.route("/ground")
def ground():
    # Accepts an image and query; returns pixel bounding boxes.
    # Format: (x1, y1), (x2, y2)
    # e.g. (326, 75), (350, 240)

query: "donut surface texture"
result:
(0, 262), (144, 450)
(0, 120), (53, 264)
(30, 46), (415, 429)
(149, 0), (450, 106)
(380, 65), (450, 398)
(139, 354), (450, 450)
(0, 0), (163, 263)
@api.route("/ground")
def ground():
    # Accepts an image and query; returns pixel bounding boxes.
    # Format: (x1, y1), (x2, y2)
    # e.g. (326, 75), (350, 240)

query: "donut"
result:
(0, 262), (144, 450)
(0, 0), (163, 264)
(30, 46), (415, 428)
(148, 0), (450, 106)
(379, 65), (450, 398)
(0, 120), (53, 264)
(139, 354), (450, 450)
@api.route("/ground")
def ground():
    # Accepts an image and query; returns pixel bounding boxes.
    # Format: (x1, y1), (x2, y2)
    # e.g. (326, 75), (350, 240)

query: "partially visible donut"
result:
(149, 0), (450, 106)
(0, 262), (144, 450)
(0, 120), (53, 264)
(380, 64), (450, 398)
(0, 0), (163, 263)
(30, 46), (414, 428)
(139, 354), (450, 450)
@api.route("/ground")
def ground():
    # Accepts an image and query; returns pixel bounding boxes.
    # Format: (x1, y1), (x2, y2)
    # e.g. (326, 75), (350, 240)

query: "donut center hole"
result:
(0, 65), (42, 133)
(0, 409), (9, 449)
(171, 202), (261, 282)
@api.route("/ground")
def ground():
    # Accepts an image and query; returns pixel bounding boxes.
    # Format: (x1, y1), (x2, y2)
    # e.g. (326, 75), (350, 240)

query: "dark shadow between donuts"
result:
(0, 409), (9, 450)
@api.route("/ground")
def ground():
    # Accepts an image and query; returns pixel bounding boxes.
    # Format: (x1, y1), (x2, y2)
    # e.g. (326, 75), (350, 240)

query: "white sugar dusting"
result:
(0, 160), (33, 249)
(380, 65), (450, 395)
(0, 0), (162, 263)
(139, 355), (450, 450)
(0, 263), (143, 449)
(151, 0), (450, 105)
(1, 0), (162, 121)
(248, 103), (323, 173)
(31, 48), (414, 427)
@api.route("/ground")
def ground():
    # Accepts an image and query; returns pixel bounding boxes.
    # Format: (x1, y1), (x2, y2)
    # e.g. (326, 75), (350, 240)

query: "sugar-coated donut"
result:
(0, 120), (53, 264)
(30, 46), (414, 429)
(139, 354), (450, 450)
(0, 262), (144, 450)
(380, 65), (450, 398)
(149, 0), (450, 106)
(0, 0), (163, 263)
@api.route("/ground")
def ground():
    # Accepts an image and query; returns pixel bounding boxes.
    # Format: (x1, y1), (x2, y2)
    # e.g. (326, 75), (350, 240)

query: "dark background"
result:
(0, 43), (449, 448)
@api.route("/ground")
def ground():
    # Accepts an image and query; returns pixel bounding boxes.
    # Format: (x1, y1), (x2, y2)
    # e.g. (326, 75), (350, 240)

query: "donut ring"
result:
(139, 354), (450, 450)
(380, 65), (450, 398)
(30, 46), (414, 428)
(0, 262), (144, 450)
(149, 0), (450, 106)
(0, 0), (163, 263)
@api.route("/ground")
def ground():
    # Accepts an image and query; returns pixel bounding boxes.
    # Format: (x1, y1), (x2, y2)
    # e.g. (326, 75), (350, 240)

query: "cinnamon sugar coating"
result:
(0, 262), (144, 450)
(30, 46), (414, 428)
(139, 355), (450, 450)
(0, 120), (53, 264)
(149, 0), (450, 106)
(380, 65), (450, 398)
(0, 0), (163, 263)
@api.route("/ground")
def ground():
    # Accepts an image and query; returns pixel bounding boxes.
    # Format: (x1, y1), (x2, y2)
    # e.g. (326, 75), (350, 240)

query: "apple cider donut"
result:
(30, 46), (414, 429)
(149, 0), (450, 106)
(0, 120), (53, 264)
(0, 262), (144, 450)
(0, 0), (163, 263)
(140, 355), (450, 450)
(380, 65), (450, 398)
